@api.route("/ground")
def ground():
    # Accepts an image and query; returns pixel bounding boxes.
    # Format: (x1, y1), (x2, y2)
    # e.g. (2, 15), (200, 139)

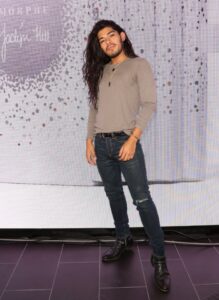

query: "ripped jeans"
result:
(94, 132), (165, 257)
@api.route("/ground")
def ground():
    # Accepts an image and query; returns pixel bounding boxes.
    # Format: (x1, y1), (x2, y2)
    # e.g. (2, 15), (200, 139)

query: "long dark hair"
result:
(82, 20), (138, 109)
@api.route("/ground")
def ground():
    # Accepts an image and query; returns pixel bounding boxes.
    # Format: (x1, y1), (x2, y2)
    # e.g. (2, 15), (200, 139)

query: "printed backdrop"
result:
(0, 0), (207, 185)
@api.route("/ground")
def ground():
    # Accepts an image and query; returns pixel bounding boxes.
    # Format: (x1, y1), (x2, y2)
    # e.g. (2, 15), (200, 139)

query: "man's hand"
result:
(118, 135), (138, 161)
(86, 138), (97, 165)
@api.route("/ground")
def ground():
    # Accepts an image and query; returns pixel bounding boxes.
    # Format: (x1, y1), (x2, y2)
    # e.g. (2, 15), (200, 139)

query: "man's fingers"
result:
(119, 146), (124, 158)
(119, 151), (134, 161)
(90, 153), (96, 164)
(86, 149), (96, 165)
(119, 152), (128, 161)
(88, 156), (96, 165)
(119, 143), (136, 161)
(119, 147), (127, 160)
(91, 154), (97, 164)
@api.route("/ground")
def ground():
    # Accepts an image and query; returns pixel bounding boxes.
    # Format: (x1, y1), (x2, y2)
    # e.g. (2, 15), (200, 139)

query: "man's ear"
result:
(120, 31), (126, 42)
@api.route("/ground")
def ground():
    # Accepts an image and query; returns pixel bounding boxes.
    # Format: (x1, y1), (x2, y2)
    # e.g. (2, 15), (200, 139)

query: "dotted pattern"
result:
(118, 0), (208, 181)
(0, 0), (208, 184)
(0, 0), (87, 146)
(0, 0), (207, 143)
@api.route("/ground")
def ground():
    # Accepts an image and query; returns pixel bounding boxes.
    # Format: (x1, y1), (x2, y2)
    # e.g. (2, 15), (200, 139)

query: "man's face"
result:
(97, 26), (126, 58)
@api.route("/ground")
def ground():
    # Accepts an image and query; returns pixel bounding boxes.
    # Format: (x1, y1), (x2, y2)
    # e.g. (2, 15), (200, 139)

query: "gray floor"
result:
(0, 240), (219, 300)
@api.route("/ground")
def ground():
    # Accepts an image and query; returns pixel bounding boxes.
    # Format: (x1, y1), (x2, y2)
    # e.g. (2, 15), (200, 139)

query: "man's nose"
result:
(106, 38), (111, 45)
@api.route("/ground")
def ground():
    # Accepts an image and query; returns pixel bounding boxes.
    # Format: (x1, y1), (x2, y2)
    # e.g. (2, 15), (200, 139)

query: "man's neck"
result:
(111, 52), (129, 65)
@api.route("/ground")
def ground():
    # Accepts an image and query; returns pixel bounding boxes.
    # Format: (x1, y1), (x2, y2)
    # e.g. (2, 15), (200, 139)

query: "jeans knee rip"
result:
(135, 197), (149, 205)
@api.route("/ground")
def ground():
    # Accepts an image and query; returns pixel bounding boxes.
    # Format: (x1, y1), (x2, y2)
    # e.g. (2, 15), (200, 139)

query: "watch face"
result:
(0, 0), (63, 77)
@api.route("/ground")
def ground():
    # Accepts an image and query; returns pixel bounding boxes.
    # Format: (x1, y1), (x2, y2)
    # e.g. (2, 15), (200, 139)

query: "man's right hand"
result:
(86, 138), (97, 165)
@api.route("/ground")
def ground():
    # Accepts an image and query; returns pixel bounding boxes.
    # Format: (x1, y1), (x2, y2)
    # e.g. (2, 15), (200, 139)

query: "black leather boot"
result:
(151, 254), (171, 293)
(102, 236), (133, 262)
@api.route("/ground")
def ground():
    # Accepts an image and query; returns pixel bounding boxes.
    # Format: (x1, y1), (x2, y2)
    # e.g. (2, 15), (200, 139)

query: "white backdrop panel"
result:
(0, 0), (207, 185)
(0, 0), (218, 228)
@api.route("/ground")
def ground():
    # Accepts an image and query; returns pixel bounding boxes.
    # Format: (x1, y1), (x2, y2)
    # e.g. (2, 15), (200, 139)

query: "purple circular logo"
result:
(0, 0), (63, 77)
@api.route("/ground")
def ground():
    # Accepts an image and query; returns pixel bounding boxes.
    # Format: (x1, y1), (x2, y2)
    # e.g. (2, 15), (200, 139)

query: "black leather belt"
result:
(96, 131), (127, 138)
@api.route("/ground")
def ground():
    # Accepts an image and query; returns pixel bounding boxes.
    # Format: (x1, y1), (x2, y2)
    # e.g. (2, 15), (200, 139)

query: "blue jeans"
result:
(94, 132), (165, 257)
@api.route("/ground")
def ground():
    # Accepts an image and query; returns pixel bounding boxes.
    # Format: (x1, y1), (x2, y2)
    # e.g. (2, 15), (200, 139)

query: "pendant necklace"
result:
(108, 58), (129, 87)
(108, 63), (120, 87)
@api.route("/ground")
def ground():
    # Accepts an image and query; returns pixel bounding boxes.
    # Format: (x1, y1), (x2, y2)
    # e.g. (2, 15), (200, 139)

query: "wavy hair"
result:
(82, 20), (138, 109)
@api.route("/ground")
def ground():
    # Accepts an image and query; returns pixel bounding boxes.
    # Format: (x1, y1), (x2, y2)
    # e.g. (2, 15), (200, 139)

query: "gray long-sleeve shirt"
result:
(86, 57), (157, 139)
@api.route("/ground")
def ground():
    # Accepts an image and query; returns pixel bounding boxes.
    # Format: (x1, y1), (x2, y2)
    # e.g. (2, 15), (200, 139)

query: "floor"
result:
(0, 240), (219, 300)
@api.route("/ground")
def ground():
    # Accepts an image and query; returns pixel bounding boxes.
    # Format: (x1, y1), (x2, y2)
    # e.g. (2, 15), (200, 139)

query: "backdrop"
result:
(0, 0), (207, 185)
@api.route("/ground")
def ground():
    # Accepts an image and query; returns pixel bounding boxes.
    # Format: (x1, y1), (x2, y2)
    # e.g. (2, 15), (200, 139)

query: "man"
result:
(83, 20), (170, 293)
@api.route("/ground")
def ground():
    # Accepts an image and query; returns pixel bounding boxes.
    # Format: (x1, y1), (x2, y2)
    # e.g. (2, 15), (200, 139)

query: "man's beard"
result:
(106, 45), (123, 58)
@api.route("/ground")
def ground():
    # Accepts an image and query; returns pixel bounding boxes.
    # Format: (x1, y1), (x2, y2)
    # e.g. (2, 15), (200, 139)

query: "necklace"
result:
(108, 63), (120, 87)
(108, 58), (130, 87)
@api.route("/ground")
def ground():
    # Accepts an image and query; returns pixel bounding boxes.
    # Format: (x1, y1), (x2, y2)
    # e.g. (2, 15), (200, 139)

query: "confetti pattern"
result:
(0, 0), (207, 185)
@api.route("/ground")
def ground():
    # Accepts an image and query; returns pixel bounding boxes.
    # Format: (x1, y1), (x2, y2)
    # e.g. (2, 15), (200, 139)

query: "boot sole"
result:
(154, 276), (171, 293)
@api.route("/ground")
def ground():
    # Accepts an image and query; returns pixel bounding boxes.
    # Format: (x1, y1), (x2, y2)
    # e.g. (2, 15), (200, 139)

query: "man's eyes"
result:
(99, 33), (115, 44)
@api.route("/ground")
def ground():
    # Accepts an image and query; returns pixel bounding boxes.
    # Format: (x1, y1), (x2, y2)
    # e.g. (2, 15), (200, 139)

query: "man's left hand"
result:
(118, 136), (138, 161)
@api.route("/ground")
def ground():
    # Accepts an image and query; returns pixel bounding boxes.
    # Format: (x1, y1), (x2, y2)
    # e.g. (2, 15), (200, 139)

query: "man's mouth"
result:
(107, 45), (115, 50)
